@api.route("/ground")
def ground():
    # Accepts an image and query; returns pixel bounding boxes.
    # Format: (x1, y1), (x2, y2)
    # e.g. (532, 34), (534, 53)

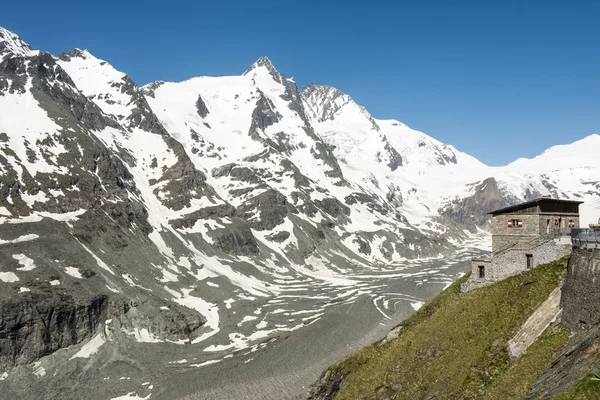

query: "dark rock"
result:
(383, 140), (403, 171)
(267, 231), (291, 243)
(169, 205), (236, 230)
(195, 94), (209, 118)
(0, 292), (108, 370)
(315, 197), (350, 219)
(235, 189), (292, 231)
(211, 219), (260, 256)
(308, 368), (351, 400)
(525, 324), (600, 399)
(561, 248), (600, 330)
(438, 177), (509, 233)
(248, 91), (282, 141)
(353, 236), (371, 255)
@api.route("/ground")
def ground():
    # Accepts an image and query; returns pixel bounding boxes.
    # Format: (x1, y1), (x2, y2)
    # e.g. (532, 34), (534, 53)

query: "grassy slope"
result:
(483, 323), (570, 399)
(318, 257), (570, 400)
(550, 370), (600, 400)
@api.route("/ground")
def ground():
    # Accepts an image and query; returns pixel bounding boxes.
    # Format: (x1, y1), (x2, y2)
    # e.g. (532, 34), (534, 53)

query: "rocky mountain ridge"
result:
(1, 26), (599, 399)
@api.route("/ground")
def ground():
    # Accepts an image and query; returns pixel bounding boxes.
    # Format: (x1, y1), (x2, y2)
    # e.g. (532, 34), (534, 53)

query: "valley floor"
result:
(0, 255), (475, 400)
(168, 262), (471, 400)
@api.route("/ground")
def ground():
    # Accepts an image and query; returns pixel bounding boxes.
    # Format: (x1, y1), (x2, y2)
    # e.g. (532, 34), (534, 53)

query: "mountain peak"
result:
(57, 48), (94, 62)
(0, 26), (39, 59)
(243, 56), (278, 76)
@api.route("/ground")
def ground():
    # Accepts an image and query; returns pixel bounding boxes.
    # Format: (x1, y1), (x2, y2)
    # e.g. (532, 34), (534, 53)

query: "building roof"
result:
(488, 197), (584, 216)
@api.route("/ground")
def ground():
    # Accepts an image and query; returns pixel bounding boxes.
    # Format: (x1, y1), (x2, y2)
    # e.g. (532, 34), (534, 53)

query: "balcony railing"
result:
(571, 228), (600, 249)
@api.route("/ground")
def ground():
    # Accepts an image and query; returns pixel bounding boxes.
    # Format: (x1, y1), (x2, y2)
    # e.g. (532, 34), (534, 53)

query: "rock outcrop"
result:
(561, 248), (600, 330)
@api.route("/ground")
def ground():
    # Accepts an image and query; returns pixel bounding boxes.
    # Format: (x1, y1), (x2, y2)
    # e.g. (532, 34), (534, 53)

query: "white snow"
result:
(110, 393), (151, 400)
(70, 333), (106, 359)
(0, 28), (39, 58)
(32, 362), (45, 377)
(65, 267), (83, 279)
(190, 359), (221, 367)
(0, 234), (39, 245)
(124, 328), (162, 343)
(79, 243), (114, 274)
(224, 298), (235, 309)
(164, 287), (220, 344)
(0, 272), (19, 283)
(13, 254), (36, 271)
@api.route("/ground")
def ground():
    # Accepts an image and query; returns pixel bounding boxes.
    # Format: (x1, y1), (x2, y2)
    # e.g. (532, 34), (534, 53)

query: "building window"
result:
(508, 219), (523, 228)
(478, 265), (485, 279)
(526, 254), (533, 269)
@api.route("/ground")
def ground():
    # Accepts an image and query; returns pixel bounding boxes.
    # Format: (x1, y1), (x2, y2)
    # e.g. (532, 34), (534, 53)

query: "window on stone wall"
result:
(526, 254), (533, 269)
(478, 265), (485, 278)
(508, 219), (523, 228)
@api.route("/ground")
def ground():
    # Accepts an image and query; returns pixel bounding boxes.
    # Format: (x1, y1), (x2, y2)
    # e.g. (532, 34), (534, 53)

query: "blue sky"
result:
(2, 0), (598, 166)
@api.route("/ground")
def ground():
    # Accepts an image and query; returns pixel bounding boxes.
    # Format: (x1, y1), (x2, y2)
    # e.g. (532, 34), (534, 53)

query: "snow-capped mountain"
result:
(1, 26), (598, 399)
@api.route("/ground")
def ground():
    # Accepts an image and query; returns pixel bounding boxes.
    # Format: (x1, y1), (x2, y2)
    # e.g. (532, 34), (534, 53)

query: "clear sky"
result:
(2, 0), (598, 166)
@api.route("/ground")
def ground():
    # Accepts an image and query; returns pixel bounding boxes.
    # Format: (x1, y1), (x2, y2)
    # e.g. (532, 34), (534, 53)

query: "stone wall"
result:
(491, 213), (579, 251)
(492, 213), (540, 251)
(463, 258), (493, 291)
(561, 248), (600, 330)
(462, 239), (571, 292)
(491, 239), (570, 281)
(537, 214), (580, 235)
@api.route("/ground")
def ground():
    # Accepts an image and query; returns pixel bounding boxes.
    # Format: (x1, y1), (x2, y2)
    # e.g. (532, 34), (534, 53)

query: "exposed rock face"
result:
(195, 94), (209, 118)
(211, 219), (260, 255)
(301, 83), (380, 131)
(235, 189), (292, 231)
(0, 292), (107, 370)
(561, 248), (600, 330)
(309, 369), (351, 400)
(249, 91), (282, 142)
(526, 324), (600, 399)
(438, 177), (509, 233)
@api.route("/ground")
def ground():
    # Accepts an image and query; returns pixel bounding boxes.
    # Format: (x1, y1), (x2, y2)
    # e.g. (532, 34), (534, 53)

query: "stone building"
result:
(462, 196), (582, 292)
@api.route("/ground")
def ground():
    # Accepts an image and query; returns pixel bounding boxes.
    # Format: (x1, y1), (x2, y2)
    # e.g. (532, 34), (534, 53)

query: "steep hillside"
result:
(309, 258), (570, 400)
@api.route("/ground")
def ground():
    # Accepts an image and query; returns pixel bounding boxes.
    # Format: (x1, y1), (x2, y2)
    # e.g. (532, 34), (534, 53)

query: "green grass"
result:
(318, 257), (569, 400)
(550, 371), (600, 400)
(483, 323), (571, 400)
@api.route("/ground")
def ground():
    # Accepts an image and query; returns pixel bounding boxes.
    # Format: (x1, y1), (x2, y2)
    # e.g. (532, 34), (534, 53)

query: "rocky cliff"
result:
(561, 248), (600, 330)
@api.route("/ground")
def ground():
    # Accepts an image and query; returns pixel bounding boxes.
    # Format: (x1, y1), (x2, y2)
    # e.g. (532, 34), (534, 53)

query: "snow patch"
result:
(65, 266), (83, 279)
(0, 272), (19, 283)
(13, 254), (35, 271)
(110, 393), (151, 400)
(0, 234), (39, 245)
(70, 333), (106, 359)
